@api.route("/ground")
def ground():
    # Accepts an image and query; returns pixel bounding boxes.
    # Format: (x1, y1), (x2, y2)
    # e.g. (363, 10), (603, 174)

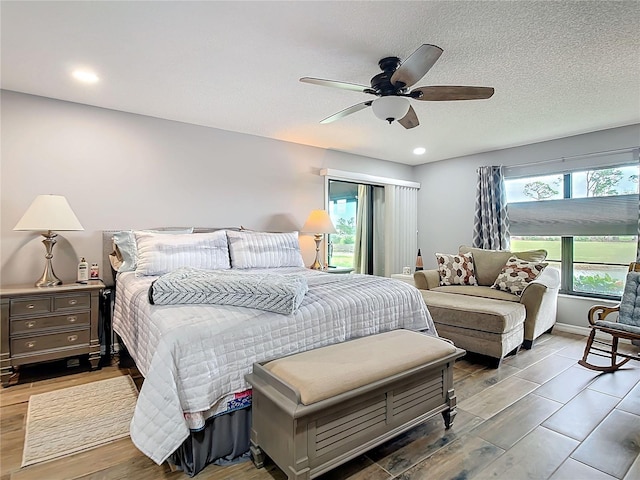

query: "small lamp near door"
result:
(13, 194), (84, 287)
(302, 209), (337, 270)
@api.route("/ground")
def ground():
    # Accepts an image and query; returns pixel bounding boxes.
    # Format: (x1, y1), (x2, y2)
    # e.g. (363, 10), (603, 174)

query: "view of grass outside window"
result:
(327, 181), (357, 268)
(329, 212), (356, 267)
(506, 163), (639, 298)
(509, 236), (635, 296)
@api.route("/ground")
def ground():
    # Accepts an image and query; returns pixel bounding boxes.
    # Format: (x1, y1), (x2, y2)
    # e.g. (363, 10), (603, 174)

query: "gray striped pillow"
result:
(135, 230), (230, 276)
(227, 230), (305, 269)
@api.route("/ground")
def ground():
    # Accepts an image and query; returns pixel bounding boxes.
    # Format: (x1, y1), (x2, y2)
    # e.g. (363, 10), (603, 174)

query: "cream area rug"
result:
(22, 375), (138, 467)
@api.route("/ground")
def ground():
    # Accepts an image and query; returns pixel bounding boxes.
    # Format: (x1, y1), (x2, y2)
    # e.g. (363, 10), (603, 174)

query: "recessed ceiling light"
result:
(72, 70), (99, 83)
(413, 147), (426, 155)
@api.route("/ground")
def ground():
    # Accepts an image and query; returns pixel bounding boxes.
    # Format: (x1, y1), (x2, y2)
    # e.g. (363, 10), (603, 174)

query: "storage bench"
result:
(245, 329), (465, 480)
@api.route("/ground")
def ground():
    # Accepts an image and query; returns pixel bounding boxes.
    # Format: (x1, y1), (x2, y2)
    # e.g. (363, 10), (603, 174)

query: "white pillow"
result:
(135, 230), (230, 276)
(111, 228), (194, 272)
(226, 230), (304, 269)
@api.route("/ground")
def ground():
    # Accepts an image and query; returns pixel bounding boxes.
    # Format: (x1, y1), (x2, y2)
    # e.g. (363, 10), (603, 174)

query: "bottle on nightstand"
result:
(90, 263), (100, 279)
(77, 258), (89, 282)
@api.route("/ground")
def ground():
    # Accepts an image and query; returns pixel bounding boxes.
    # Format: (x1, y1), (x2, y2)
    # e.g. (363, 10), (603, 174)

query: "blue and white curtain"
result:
(634, 193), (639, 346)
(637, 194), (640, 262)
(472, 166), (510, 250)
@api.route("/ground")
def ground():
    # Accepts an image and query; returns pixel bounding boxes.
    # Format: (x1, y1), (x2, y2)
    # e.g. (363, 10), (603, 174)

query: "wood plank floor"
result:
(1, 331), (639, 480)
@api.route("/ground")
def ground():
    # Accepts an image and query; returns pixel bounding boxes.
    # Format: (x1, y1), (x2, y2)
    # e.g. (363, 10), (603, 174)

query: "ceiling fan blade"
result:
(391, 44), (443, 89)
(320, 101), (372, 124)
(411, 86), (495, 101)
(300, 77), (371, 93)
(398, 105), (419, 129)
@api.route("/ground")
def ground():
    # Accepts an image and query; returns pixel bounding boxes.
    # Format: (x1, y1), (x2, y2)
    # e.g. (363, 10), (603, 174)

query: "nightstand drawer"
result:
(11, 329), (90, 355)
(10, 297), (51, 316)
(10, 312), (90, 334)
(53, 293), (90, 311)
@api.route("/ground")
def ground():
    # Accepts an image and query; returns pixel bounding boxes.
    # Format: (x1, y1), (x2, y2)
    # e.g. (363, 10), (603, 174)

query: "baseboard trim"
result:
(553, 323), (590, 337)
(553, 322), (634, 345)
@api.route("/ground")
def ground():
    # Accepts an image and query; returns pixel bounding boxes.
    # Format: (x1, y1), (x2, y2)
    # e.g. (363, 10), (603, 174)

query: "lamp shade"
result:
(372, 96), (410, 123)
(14, 195), (84, 232)
(302, 209), (337, 234)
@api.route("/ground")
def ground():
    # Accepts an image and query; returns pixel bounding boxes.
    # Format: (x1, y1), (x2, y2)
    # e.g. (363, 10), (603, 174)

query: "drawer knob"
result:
(68, 299), (78, 306)
(67, 335), (78, 342)
(27, 304), (35, 309)
(67, 316), (77, 323)
(26, 321), (36, 328)
(26, 341), (36, 349)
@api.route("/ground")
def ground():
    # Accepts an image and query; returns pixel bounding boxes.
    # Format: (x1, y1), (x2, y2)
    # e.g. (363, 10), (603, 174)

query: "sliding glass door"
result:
(327, 179), (384, 275)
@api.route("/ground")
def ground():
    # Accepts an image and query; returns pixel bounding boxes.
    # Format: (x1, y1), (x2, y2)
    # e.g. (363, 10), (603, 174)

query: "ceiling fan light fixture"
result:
(372, 96), (410, 124)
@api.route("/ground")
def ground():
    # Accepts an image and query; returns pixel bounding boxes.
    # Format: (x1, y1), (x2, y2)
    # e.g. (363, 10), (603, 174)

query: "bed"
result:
(104, 228), (436, 476)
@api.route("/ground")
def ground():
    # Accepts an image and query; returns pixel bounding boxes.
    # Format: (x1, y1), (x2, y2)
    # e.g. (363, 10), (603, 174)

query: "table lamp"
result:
(302, 209), (337, 270)
(13, 195), (84, 287)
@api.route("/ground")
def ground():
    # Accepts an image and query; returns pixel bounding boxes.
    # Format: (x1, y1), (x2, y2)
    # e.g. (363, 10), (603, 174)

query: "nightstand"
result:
(391, 273), (415, 287)
(0, 281), (104, 387)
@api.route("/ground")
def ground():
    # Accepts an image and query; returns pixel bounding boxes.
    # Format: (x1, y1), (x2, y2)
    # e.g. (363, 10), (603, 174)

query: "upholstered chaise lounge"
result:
(414, 246), (560, 365)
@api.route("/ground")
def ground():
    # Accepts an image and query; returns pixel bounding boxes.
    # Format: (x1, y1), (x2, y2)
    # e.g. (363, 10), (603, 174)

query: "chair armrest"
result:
(413, 270), (440, 290)
(588, 304), (621, 325)
(520, 268), (560, 307)
(529, 267), (561, 290)
(519, 267), (560, 343)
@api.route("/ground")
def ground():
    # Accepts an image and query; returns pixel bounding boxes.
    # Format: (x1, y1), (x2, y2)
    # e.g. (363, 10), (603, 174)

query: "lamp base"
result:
(309, 234), (324, 270)
(35, 274), (62, 288)
(35, 232), (62, 287)
(309, 258), (323, 270)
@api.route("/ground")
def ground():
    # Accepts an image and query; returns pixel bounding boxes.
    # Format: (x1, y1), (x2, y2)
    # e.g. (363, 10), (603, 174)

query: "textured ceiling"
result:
(2, 1), (639, 166)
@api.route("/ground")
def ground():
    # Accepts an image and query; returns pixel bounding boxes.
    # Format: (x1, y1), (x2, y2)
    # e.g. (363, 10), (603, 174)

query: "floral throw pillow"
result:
(435, 252), (478, 286)
(491, 256), (548, 295)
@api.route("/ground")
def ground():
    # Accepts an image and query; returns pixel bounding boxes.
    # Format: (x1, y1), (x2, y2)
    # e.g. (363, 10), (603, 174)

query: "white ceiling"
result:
(2, 1), (639, 166)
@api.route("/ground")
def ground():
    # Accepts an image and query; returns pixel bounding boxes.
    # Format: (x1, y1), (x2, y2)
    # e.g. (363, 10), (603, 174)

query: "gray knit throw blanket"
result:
(149, 267), (308, 315)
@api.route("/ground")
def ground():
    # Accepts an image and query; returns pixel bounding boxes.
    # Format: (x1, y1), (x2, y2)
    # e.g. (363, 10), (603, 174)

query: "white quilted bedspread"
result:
(112, 268), (436, 464)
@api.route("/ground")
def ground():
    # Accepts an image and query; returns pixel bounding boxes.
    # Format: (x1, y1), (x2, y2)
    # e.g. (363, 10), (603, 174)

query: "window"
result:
(327, 180), (358, 268)
(506, 162), (639, 299)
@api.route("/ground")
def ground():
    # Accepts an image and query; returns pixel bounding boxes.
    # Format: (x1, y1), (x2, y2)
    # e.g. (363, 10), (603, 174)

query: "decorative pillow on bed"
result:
(135, 230), (230, 276)
(435, 252), (478, 286)
(491, 255), (548, 296)
(226, 230), (305, 269)
(110, 231), (137, 272)
(110, 228), (194, 272)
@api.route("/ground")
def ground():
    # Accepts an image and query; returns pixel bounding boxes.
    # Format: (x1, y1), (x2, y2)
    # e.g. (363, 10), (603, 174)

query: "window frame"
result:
(506, 162), (638, 300)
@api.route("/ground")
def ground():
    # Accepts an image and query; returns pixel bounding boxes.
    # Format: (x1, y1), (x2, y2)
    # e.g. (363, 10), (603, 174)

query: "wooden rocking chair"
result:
(578, 262), (640, 373)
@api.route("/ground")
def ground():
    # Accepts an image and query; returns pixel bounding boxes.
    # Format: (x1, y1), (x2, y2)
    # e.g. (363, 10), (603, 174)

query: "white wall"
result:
(0, 90), (414, 285)
(3, 90), (637, 330)
(413, 123), (640, 327)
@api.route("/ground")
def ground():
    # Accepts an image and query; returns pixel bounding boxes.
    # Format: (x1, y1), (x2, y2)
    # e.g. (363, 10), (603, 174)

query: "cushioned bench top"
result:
(420, 290), (525, 334)
(264, 329), (458, 405)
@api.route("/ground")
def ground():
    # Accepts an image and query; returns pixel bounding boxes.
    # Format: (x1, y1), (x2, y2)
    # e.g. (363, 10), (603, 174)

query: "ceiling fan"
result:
(300, 44), (494, 129)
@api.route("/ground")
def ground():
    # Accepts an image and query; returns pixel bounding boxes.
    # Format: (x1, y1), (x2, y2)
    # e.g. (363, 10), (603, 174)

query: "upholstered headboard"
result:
(101, 230), (120, 287)
(101, 227), (240, 287)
